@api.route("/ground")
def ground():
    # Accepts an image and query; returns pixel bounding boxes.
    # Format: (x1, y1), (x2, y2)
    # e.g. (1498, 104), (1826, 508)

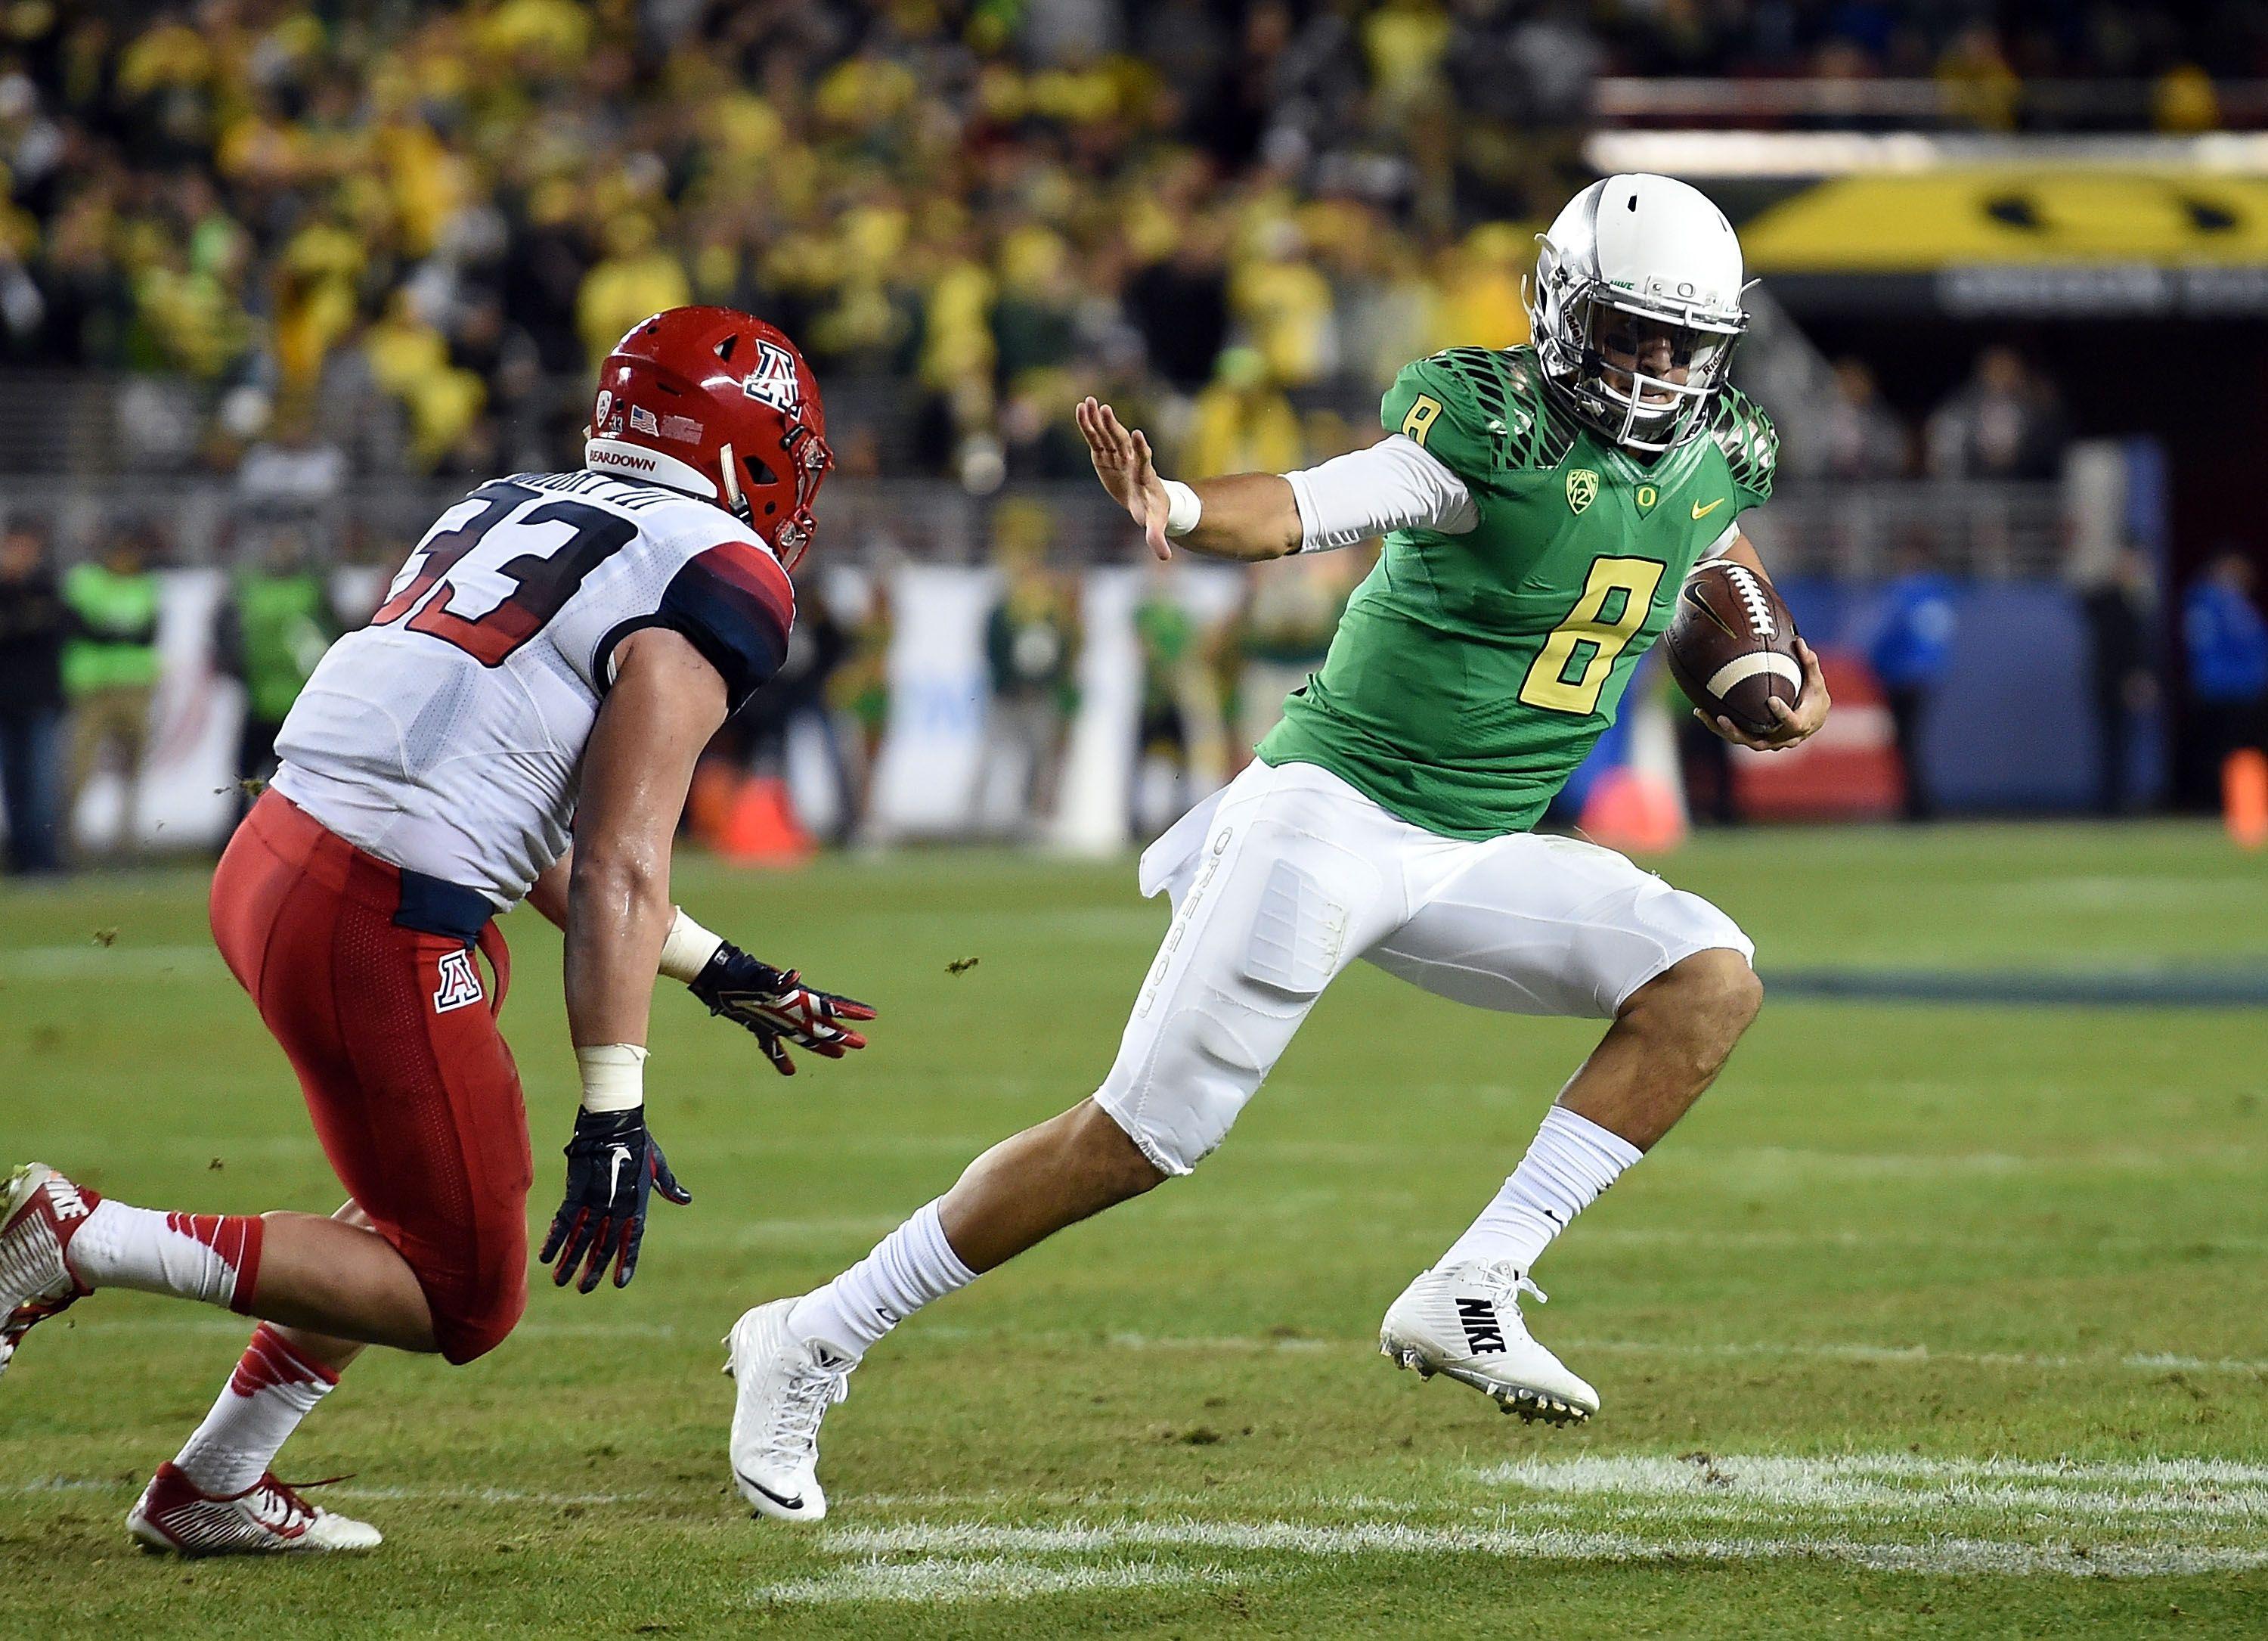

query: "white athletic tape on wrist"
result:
(658, 908), (725, 984)
(1161, 479), (1202, 538)
(577, 1044), (648, 1113)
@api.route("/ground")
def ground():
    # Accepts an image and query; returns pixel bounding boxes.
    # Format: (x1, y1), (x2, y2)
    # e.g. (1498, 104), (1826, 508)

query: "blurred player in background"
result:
(976, 503), (1083, 838)
(1130, 555), (1210, 840)
(724, 175), (1830, 1524)
(1, 308), (875, 1555)
(1867, 542), (1961, 823)
(0, 521), (70, 876)
(212, 525), (342, 812)
(60, 523), (162, 861)
(2183, 551), (2268, 797)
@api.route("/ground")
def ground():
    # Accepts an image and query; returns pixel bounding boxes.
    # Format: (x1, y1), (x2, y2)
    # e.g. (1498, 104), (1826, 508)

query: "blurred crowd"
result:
(0, 0), (2245, 490)
(1799, 345), (2071, 483)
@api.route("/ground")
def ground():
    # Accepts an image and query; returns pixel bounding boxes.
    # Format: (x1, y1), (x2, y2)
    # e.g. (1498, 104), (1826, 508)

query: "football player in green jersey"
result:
(723, 175), (1830, 1520)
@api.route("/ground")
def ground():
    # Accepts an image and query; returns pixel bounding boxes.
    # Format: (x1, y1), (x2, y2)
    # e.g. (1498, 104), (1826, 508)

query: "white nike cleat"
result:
(723, 1297), (853, 1523)
(1380, 1258), (1599, 1425)
(1, 1163), (95, 1380)
(126, 1463), (382, 1555)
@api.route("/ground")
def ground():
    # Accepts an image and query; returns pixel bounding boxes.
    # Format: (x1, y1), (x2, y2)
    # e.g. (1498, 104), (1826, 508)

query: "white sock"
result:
(1439, 1106), (1644, 1274)
(788, 1199), (976, 1360)
(173, 1324), (339, 1497)
(68, 1199), (263, 1310)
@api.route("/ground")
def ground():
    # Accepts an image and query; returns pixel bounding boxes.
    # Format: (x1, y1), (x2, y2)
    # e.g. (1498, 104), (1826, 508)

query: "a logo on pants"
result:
(433, 948), (485, 1014)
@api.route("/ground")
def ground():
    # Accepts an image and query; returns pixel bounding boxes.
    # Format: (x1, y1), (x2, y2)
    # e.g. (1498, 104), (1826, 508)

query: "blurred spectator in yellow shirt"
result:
(1184, 346), (1303, 479)
(576, 214), (691, 368)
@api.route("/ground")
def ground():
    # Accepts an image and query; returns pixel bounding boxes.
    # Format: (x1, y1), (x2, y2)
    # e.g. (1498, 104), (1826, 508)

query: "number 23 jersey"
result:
(1258, 344), (1779, 840)
(274, 470), (795, 907)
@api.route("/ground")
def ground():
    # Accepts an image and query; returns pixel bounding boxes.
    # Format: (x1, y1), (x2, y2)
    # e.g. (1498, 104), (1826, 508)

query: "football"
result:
(1663, 560), (1805, 739)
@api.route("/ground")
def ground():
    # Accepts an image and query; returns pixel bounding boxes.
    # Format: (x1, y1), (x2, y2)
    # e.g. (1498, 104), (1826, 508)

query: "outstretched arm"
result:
(1077, 397), (1477, 566)
(1076, 398), (1300, 563)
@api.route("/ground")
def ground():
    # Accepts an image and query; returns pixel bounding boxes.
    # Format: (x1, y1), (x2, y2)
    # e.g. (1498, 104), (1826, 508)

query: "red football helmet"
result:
(584, 306), (834, 568)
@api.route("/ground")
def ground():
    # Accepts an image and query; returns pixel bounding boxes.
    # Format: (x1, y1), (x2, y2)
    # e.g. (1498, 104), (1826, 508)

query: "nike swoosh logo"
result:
(736, 1472), (804, 1511)
(606, 1145), (633, 1200)
(1691, 498), (1726, 520)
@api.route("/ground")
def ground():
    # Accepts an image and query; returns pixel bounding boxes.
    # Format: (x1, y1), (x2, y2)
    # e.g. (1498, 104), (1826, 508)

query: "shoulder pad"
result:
(1382, 346), (1576, 482)
(1709, 385), (1780, 508)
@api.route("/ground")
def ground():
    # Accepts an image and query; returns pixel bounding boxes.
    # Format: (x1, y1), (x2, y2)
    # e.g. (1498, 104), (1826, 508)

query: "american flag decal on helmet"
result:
(742, 340), (802, 413)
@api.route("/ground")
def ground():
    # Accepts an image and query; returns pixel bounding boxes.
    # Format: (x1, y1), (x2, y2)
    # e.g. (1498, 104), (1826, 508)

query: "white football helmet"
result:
(1526, 173), (1751, 453)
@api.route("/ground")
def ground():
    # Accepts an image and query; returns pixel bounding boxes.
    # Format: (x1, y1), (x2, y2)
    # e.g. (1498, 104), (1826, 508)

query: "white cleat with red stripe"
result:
(126, 1463), (382, 1556)
(0, 1163), (95, 1380)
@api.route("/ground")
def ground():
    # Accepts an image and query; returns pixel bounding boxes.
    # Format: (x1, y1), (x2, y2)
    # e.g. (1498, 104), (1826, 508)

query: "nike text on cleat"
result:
(125, 1463), (382, 1556)
(1, 1163), (96, 1381)
(1378, 1258), (1600, 1425)
(725, 1297), (853, 1523)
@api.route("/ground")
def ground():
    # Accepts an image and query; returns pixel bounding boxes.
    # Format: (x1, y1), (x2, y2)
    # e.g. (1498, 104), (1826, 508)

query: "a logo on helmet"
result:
(1566, 468), (1600, 514)
(594, 389), (621, 435)
(742, 340), (803, 414)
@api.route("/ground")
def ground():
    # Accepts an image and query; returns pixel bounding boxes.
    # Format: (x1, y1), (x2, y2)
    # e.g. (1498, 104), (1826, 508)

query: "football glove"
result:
(686, 941), (876, 1076)
(539, 1107), (692, 1293)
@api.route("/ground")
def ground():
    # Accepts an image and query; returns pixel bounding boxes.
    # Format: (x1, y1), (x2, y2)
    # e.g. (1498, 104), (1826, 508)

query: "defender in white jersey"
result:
(2, 308), (876, 1556)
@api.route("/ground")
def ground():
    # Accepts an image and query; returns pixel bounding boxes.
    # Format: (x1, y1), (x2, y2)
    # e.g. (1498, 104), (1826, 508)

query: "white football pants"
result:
(1094, 758), (1753, 1175)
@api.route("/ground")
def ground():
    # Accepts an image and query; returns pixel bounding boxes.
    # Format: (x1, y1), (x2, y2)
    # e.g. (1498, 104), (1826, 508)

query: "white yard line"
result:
(1467, 1453), (2268, 1526)
(16, 1469), (2267, 1584)
(819, 1518), (2268, 1579)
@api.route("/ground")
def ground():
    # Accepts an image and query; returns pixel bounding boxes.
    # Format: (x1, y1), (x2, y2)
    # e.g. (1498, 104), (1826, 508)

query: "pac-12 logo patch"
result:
(433, 948), (485, 1014)
(742, 340), (803, 413)
(1566, 467), (1600, 514)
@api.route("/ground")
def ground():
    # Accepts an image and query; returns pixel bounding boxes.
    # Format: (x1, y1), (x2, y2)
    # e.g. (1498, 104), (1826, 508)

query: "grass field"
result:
(5, 821), (2268, 1637)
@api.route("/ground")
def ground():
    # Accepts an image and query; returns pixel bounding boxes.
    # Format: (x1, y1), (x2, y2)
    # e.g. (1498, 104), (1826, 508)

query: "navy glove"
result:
(539, 1107), (691, 1292)
(687, 941), (876, 1076)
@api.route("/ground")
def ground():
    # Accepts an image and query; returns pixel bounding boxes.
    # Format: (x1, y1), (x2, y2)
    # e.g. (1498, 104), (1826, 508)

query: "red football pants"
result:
(209, 791), (531, 1363)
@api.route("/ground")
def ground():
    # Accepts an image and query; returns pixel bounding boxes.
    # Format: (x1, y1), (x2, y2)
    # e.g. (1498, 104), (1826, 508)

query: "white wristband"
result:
(658, 907), (725, 984)
(577, 1043), (648, 1113)
(1160, 479), (1202, 538)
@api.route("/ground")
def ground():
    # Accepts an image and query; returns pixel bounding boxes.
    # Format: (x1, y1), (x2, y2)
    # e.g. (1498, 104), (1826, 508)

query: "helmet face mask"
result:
(1526, 175), (1751, 455)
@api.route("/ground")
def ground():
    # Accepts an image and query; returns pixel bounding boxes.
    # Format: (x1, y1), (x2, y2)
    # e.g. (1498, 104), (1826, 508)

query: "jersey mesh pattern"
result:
(1429, 347), (1580, 475)
(1709, 385), (1780, 504)
(335, 907), (479, 1241)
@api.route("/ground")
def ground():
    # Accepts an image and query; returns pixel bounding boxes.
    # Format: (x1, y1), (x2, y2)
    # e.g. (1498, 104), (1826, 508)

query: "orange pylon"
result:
(715, 774), (816, 867)
(2226, 748), (2268, 850)
(1579, 766), (1687, 855)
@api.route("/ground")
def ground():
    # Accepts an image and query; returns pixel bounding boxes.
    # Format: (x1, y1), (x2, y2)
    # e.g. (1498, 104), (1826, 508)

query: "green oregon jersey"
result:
(1258, 344), (1778, 839)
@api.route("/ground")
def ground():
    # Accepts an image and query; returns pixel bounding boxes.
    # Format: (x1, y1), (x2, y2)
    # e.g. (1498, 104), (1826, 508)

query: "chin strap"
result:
(719, 440), (747, 520)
